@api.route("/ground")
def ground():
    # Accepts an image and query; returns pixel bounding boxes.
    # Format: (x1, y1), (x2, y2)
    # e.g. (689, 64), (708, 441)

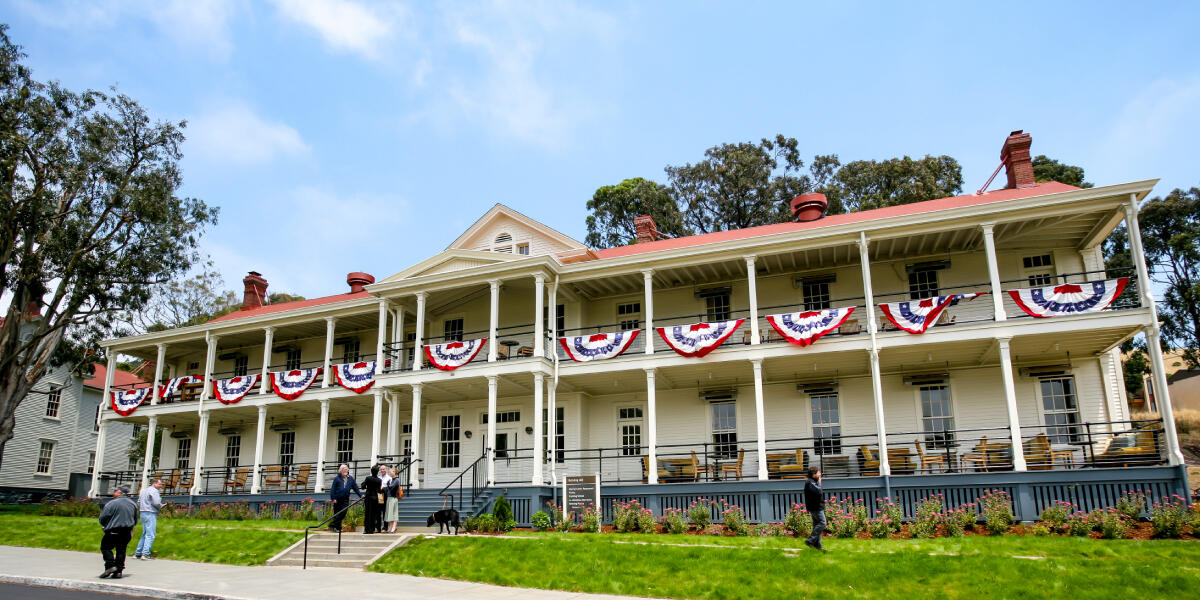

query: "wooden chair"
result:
(962, 437), (989, 471)
(180, 380), (204, 402)
(642, 456), (672, 484)
(859, 445), (880, 476)
(287, 465), (312, 492)
(517, 346), (534, 358)
(766, 450), (809, 479)
(163, 469), (181, 494)
(1095, 426), (1163, 467)
(222, 468), (249, 493)
(177, 470), (194, 494)
(720, 449), (745, 480)
(262, 466), (284, 491)
(913, 439), (947, 473)
(838, 319), (861, 336)
(1022, 434), (1053, 470)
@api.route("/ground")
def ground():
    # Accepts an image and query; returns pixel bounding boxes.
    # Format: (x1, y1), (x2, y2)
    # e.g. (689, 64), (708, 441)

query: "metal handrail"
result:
(302, 495), (364, 570)
(438, 449), (488, 511)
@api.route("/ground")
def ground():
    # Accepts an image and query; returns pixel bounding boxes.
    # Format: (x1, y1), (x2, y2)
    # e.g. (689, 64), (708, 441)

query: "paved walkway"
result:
(0, 546), (639, 600)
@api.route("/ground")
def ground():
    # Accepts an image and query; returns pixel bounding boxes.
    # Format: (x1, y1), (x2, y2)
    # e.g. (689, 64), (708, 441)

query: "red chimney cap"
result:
(790, 193), (829, 222)
(347, 272), (375, 294)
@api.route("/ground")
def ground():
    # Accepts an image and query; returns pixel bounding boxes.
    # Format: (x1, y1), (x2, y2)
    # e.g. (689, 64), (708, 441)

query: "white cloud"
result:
(270, 0), (400, 59)
(186, 102), (309, 165)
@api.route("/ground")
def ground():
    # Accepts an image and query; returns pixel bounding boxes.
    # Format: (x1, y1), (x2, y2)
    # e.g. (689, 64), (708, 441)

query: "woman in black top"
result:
(362, 464), (383, 534)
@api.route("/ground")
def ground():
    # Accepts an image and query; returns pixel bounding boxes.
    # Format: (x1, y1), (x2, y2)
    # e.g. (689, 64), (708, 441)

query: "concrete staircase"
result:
(268, 533), (408, 569)
(394, 487), (493, 528)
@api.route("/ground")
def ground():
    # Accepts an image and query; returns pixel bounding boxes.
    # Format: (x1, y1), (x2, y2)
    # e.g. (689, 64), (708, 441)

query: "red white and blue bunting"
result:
(111, 387), (152, 416)
(158, 375), (198, 398)
(425, 339), (487, 371)
(213, 374), (260, 405)
(559, 330), (640, 362)
(766, 307), (856, 347)
(333, 361), (377, 394)
(270, 368), (321, 400)
(879, 293), (987, 334)
(1008, 278), (1128, 318)
(656, 319), (744, 358)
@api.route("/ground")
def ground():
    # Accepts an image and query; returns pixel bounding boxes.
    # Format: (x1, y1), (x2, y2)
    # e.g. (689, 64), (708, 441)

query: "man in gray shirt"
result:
(135, 478), (164, 560)
(98, 485), (139, 579)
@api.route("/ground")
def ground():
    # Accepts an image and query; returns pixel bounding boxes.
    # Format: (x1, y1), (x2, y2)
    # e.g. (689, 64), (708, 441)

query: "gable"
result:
(447, 204), (585, 257)
(378, 250), (516, 283)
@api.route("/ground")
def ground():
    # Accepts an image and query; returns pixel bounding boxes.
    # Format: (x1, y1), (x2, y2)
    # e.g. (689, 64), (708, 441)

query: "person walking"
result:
(134, 477), (164, 560)
(384, 467), (401, 533)
(98, 485), (139, 579)
(329, 464), (361, 532)
(804, 467), (826, 551)
(362, 464), (383, 534)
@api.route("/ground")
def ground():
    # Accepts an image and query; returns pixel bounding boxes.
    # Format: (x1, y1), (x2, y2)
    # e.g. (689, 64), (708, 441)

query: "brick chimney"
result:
(347, 272), (375, 294)
(1001, 130), (1035, 189)
(242, 271), (268, 311)
(634, 215), (661, 244)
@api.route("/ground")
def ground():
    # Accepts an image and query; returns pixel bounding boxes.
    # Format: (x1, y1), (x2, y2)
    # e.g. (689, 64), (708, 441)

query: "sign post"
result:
(565, 474), (600, 524)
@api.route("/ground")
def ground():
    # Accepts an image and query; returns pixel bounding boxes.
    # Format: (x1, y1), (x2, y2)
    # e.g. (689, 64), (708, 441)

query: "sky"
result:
(5, 0), (1200, 301)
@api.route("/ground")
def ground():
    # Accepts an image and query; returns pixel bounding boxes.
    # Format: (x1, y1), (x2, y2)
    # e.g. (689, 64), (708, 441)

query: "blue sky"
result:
(6, 1), (1199, 300)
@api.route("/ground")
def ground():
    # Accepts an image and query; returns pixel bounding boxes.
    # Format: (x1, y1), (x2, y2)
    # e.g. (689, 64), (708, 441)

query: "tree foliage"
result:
(1032, 155), (1093, 188)
(817, 155), (963, 214)
(128, 261), (307, 333)
(1139, 187), (1200, 368)
(585, 178), (684, 248)
(0, 27), (216, 469)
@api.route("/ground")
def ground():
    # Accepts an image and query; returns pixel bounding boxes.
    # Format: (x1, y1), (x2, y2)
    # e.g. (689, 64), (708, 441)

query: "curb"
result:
(0, 574), (247, 600)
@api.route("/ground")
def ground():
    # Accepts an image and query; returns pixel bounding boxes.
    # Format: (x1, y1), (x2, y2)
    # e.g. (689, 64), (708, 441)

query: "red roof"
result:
(84, 363), (146, 389)
(207, 291), (372, 323)
(595, 182), (1080, 259)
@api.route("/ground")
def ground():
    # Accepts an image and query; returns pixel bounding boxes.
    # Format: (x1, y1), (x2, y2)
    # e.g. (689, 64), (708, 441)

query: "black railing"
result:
(439, 449), (488, 511)
(303, 495), (364, 570)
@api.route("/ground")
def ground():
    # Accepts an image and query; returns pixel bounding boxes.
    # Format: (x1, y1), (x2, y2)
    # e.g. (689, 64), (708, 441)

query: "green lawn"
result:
(370, 532), (1200, 600)
(0, 513), (305, 566)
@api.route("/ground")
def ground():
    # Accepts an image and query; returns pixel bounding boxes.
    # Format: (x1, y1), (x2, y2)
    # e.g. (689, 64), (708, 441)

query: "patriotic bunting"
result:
(656, 319), (744, 358)
(559, 330), (640, 362)
(270, 368), (321, 400)
(1008, 278), (1128, 318)
(333, 361), (377, 394)
(158, 375), (198, 398)
(111, 387), (152, 416)
(879, 292), (987, 334)
(766, 307), (856, 347)
(425, 338), (487, 371)
(213, 374), (260, 405)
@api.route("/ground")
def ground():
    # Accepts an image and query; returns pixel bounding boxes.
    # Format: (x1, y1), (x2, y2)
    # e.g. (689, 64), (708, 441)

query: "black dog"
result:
(427, 509), (460, 535)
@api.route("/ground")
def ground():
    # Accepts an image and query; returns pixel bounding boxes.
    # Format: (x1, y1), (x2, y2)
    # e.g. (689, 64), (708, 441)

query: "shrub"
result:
(1115, 491), (1146, 521)
(1065, 512), (1093, 536)
(826, 497), (867, 538)
(765, 522), (790, 537)
(344, 503), (365, 530)
(660, 508), (687, 534)
(911, 495), (944, 539)
(1039, 501), (1073, 531)
(612, 501), (639, 533)
(979, 490), (1014, 535)
(688, 498), (712, 530)
(636, 507), (656, 533)
(546, 502), (572, 532)
(720, 502), (750, 536)
(784, 504), (812, 538)
(1031, 524), (1052, 536)
(581, 504), (601, 533)
(530, 510), (552, 531)
(951, 504), (977, 531)
(876, 497), (903, 532)
(866, 518), (891, 539)
(1190, 504), (1200, 533)
(40, 497), (100, 517)
(465, 513), (498, 533)
(705, 524), (724, 536)
(1097, 508), (1131, 539)
(1149, 496), (1189, 539)
(492, 495), (514, 524)
(942, 509), (967, 538)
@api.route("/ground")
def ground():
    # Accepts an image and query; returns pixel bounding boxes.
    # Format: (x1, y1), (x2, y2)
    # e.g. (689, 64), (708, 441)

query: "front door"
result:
(494, 428), (518, 483)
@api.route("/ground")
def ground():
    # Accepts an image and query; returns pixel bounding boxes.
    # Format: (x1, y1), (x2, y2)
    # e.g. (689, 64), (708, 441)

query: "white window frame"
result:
(87, 451), (96, 474)
(807, 391), (842, 456)
(1021, 253), (1056, 287)
(233, 355), (249, 377)
(616, 405), (644, 457)
(442, 315), (466, 342)
(542, 405), (565, 464)
(1035, 374), (1083, 445)
(279, 431), (296, 466)
(45, 385), (62, 419)
(912, 381), (958, 449)
(439, 414), (461, 470)
(35, 440), (55, 475)
(616, 299), (642, 331)
(516, 243), (530, 255)
(285, 348), (303, 370)
(176, 437), (192, 470)
(335, 428), (355, 464)
(708, 396), (738, 459)
(225, 435), (241, 468)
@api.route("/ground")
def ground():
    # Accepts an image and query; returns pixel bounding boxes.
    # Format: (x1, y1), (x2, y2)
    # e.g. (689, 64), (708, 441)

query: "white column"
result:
(371, 390), (384, 464)
(643, 270), (655, 354)
(1125, 196), (1185, 465)
(322, 317), (337, 387)
(867, 349), (890, 476)
(533, 372), (545, 485)
(314, 399), (330, 493)
(89, 354), (118, 497)
(997, 338), (1027, 471)
(486, 375), (498, 485)
(858, 234), (879, 339)
(409, 384), (423, 489)
(199, 333), (218, 413)
(151, 344), (166, 406)
(259, 327), (274, 394)
(534, 274), (546, 358)
(386, 392), (398, 456)
(412, 293), (426, 372)
(547, 378), (558, 482)
(251, 405), (267, 493)
(375, 299), (388, 375)
(192, 411), (210, 495)
(140, 415), (158, 489)
(746, 256), (760, 344)
(981, 223), (1006, 321)
(548, 280), (558, 360)
(393, 309), (405, 369)
(645, 369), (658, 484)
(751, 359), (768, 480)
(488, 280), (500, 362)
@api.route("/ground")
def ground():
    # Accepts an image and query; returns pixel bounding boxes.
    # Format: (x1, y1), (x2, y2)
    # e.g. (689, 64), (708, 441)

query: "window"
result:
(45, 386), (61, 418)
(176, 438), (192, 470)
(618, 407), (643, 456)
(493, 233), (513, 253)
(543, 304), (566, 333)
(402, 424), (412, 457)
(1040, 377), (1081, 444)
(542, 407), (565, 463)
(279, 431), (295, 466)
(87, 451), (96, 474)
(233, 355), (249, 377)
(705, 293), (731, 322)
(908, 268), (941, 299)
(802, 279), (833, 311)
(286, 348), (302, 370)
(482, 410), (520, 424)
(440, 415), (460, 469)
(342, 339), (361, 364)
(517, 243), (530, 255)
(1023, 254), (1055, 287)
(919, 385), (955, 448)
(711, 400), (737, 459)
(443, 318), (464, 342)
(36, 441), (54, 474)
(225, 435), (241, 468)
(617, 302), (641, 331)
(336, 428), (354, 464)
(187, 360), (200, 372)
(810, 392), (842, 455)
(405, 332), (415, 368)
(94, 405), (101, 432)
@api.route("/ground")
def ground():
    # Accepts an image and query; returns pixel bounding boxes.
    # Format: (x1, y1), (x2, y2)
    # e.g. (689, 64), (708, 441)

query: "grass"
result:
(0, 512), (304, 566)
(369, 532), (1200, 600)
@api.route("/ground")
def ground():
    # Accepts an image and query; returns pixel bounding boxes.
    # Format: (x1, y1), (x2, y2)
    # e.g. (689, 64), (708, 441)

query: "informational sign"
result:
(564, 474), (599, 516)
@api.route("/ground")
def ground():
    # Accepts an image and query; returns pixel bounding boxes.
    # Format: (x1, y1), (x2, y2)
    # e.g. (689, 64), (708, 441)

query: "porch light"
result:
(464, 430), (472, 438)
(524, 426), (533, 434)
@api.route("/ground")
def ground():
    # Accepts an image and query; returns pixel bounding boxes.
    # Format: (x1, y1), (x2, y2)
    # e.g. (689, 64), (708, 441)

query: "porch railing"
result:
(439, 449), (488, 511)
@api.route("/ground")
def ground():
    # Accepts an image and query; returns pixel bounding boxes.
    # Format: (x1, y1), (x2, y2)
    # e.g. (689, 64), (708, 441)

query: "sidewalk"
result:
(0, 546), (639, 600)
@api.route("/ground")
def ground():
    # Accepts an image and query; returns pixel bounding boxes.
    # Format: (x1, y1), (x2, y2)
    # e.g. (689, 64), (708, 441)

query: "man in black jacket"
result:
(329, 464), (361, 532)
(362, 464), (383, 534)
(98, 485), (139, 578)
(803, 467), (826, 551)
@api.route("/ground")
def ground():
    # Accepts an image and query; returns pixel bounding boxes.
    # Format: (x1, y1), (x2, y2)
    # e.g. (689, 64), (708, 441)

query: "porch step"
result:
(267, 533), (410, 569)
